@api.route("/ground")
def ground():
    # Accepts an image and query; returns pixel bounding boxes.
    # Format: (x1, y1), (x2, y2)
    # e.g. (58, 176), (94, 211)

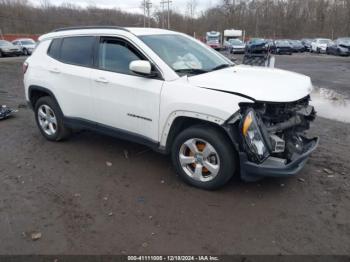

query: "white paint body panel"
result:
(189, 65), (313, 102)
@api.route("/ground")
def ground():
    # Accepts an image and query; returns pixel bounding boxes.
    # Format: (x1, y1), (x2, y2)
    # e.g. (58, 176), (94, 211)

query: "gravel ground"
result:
(0, 54), (349, 255)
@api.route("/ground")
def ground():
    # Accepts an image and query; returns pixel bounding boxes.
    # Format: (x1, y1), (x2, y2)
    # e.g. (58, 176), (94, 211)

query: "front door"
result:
(90, 36), (164, 142)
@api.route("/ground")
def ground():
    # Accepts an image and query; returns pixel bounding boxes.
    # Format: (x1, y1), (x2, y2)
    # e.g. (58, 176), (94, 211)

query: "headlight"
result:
(242, 110), (269, 162)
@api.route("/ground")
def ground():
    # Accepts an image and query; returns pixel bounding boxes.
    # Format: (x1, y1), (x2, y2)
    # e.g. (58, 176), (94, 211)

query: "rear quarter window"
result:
(47, 38), (62, 60)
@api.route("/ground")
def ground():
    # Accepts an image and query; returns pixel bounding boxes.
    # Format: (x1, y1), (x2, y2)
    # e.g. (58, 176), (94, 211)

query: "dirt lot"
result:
(0, 54), (349, 255)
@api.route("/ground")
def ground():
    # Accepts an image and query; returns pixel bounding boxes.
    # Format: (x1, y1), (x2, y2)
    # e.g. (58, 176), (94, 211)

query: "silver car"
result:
(12, 38), (36, 56)
(228, 39), (246, 54)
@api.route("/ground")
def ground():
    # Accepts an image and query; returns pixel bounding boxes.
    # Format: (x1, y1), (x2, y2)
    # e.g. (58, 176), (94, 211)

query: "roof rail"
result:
(53, 26), (129, 32)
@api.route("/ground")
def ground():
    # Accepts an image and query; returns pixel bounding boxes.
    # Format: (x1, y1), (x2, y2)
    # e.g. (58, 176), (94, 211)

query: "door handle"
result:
(49, 68), (60, 74)
(95, 77), (109, 84)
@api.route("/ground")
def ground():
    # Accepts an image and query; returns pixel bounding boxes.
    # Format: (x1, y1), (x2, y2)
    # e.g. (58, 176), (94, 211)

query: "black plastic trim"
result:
(53, 26), (129, 32)
(63, 117), (165, 153)
(239, 137), (319, 182)
(28, 85), (60, 109)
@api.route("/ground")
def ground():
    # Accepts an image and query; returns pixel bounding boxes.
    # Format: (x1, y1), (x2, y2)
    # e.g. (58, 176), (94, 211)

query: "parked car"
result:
(301, 38), (313, 52)
(326, 37), (350, 56)
(228, 39), (246, 54)
(0, 40), (22, 57)
(311, 38), (333, 53)
(270, 40), (293, 55)
(24, 26), (318, 190)
(207, 39), (222, 50)
(288, 40), (305, 52)
(12, 38), (36, 56)
(245, 38), (269, 54)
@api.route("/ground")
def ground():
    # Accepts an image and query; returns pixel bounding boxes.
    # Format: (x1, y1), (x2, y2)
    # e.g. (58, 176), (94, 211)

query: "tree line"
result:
(0, 0), (349, 39)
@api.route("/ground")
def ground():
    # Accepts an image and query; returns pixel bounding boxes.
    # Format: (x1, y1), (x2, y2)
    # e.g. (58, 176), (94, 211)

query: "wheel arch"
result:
(28, 85), (60, 110)
(160, 111), (240, 154)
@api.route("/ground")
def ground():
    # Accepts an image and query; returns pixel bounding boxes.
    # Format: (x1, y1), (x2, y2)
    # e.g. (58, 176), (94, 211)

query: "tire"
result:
(171, 125), (237, 190)
(23, 49), (28, 56)
(0, 51), (3, 58)
(34, 96), (71, 141)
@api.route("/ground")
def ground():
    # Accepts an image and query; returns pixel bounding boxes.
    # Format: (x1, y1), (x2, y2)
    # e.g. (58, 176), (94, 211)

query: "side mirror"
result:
(129, 60), (153, 76)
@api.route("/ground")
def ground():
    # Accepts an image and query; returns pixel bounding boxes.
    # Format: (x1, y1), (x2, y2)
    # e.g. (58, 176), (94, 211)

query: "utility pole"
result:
(0, 29), (3, 40)
(160, 0), (165, 28)
(145, 0), (152, 27)
(160, 0), (172, 29)
(143, 0), (146, 27)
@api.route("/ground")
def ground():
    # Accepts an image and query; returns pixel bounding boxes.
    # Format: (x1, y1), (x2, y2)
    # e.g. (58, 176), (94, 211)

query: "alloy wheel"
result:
(179, 138), (220, 182)
(37, 104), (58, 136)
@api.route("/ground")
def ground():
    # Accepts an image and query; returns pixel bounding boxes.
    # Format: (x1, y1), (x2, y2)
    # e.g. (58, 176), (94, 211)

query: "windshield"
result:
(140, 34), (232, 76)
(319, 39), (332, 44)
(229, 39), (243, 45)
(251, 38), (265, 44)
(21, 40), (35, 45)
(276, 40), (290, 45)
(0, 40), (13, 47)
(338, 38), (350, 45)
(207, 36), (219, 42)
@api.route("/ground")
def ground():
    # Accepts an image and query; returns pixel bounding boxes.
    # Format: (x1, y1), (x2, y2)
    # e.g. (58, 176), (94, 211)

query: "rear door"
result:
(46, 36), (95, 119)
(90, 36), (164, 142)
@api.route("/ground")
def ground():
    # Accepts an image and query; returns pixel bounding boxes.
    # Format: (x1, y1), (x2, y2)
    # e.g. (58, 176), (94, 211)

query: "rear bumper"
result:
(239, 137), (319, 182)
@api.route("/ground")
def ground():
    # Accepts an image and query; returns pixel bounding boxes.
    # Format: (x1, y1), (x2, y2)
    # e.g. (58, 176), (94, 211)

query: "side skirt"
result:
(63, 117), (166, 154)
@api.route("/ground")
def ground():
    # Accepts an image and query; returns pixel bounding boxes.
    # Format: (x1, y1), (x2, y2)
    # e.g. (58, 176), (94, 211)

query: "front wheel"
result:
(23, 49), (29, 56)
(171, 126), (237, 190)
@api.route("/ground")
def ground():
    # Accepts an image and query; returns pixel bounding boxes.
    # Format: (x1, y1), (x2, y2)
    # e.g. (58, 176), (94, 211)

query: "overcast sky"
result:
(29, 0), (218, 14)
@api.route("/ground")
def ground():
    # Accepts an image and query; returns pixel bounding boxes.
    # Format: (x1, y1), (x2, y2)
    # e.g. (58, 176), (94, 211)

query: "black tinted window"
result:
(98, 38), (143, 74)
(60, 36), (95, 66)
(48, 38), (62, 60)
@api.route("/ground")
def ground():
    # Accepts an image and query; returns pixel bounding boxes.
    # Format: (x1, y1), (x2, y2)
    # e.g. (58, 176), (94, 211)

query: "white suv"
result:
(24, 26), (319, 190)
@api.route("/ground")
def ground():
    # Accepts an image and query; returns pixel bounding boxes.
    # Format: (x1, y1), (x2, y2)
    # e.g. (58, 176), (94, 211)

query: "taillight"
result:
(23, 62), (28, 74)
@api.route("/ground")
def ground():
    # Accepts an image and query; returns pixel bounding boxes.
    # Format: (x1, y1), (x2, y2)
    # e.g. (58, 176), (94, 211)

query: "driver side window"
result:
(98, 37), (145, 75)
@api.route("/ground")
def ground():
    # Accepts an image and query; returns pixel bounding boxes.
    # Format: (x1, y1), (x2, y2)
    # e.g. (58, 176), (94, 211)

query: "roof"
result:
(39, 26), (177, 41)
(12, 38), (35, 41)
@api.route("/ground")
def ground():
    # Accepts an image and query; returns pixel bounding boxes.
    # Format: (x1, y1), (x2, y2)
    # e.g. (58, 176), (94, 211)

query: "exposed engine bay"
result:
(239, 96), (316, 164)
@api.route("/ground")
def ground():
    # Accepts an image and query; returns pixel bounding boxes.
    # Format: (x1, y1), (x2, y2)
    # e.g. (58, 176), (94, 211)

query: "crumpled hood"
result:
(188, 65), (313, 102)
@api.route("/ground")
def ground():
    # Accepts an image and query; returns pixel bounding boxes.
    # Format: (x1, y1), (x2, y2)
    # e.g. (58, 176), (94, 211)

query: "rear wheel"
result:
(171, 126), (237, 190)
(34, 96), (71, 141)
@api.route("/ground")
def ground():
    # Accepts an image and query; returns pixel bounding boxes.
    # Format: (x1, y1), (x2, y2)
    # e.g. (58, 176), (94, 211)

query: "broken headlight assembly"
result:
(242, 110), (269, 163)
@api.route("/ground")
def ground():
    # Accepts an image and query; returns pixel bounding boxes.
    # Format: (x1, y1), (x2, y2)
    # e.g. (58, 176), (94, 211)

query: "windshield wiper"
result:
(175, 68), (208, 75)
(211, 64), (232, 71)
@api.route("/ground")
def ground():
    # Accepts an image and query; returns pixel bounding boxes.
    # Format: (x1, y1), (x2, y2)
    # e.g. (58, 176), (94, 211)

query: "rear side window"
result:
(60, 36), (95, 67)
(48, 38), (62, 60)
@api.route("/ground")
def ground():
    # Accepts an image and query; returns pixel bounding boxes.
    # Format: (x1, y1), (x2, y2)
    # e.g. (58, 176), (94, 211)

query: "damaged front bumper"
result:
(231, 96), (319, 182)
(239, 137), (319, 182)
